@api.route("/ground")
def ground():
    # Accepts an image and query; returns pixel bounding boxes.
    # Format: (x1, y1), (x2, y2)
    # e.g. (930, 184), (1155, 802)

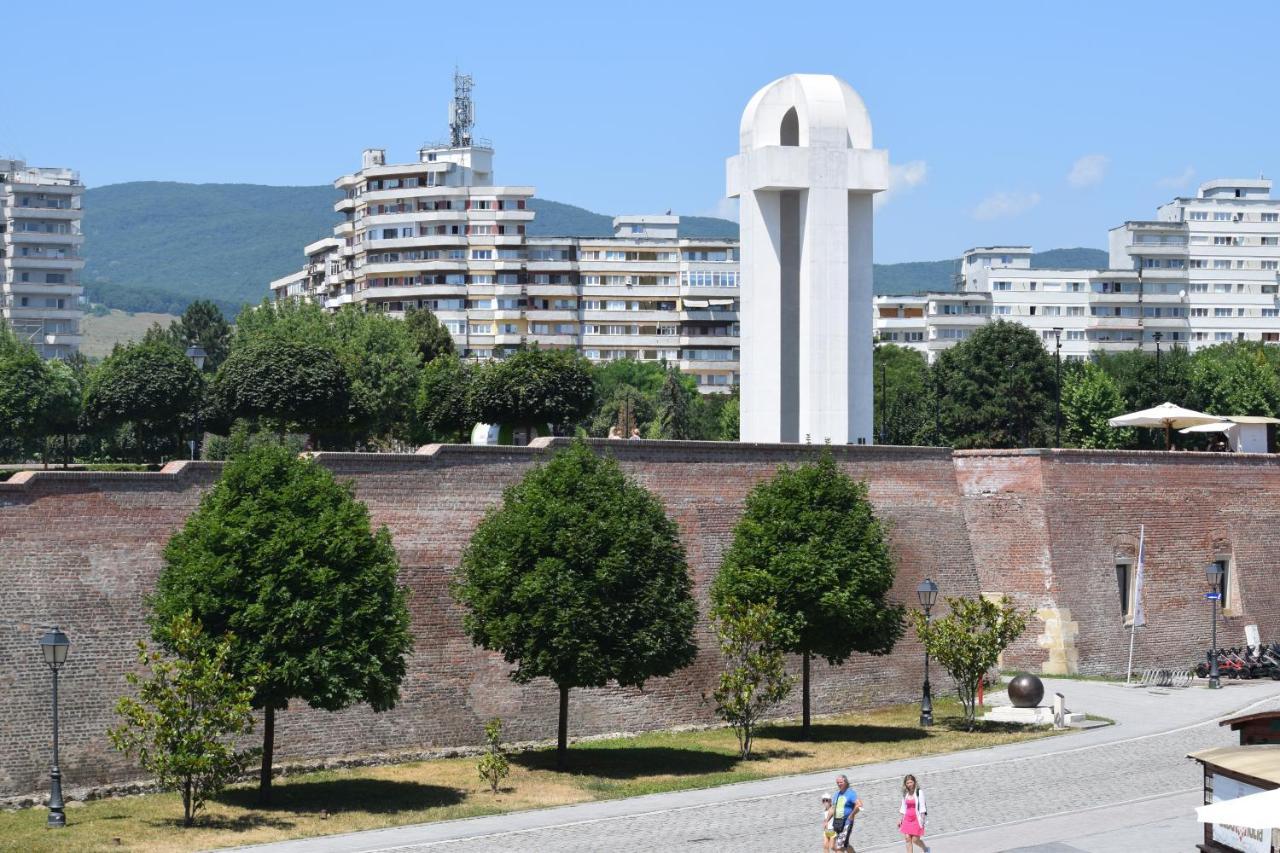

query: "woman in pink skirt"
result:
(898, 774), (929, 852)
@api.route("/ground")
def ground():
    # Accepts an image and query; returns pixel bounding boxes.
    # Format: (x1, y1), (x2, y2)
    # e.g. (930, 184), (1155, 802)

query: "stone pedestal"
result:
(984, 705), (1085, 726)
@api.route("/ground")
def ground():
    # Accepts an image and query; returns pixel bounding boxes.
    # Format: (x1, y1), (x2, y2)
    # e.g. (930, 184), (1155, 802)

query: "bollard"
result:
(1052, 692), (1066, 729)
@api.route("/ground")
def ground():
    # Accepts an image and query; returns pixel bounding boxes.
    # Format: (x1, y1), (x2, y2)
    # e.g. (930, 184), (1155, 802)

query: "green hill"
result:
(80, 182), (1107, 314)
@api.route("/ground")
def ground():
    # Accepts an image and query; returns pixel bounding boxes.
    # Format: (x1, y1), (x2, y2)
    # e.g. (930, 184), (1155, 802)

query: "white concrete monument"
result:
(727, 74), (889, 444)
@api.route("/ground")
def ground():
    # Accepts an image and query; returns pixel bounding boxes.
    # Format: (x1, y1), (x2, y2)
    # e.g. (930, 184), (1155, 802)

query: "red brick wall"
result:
(0, 441), (970, 797)
(5, 442), (1276, 797)
(955, 449), (1280, 675)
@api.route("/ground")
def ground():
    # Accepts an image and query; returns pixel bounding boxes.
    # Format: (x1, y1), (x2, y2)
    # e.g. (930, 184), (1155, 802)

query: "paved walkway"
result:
(232, 678), (1280, 853)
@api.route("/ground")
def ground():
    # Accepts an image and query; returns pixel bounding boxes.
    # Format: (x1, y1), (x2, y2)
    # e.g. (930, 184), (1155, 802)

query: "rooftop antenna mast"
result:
(449, 69), (474, 148)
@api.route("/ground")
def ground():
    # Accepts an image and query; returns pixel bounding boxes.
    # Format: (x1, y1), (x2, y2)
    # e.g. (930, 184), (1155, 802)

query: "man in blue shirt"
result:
(830, 774), (863, 851)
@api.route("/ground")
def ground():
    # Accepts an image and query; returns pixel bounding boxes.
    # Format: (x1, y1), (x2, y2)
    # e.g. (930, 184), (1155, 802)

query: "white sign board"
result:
(1246, 624), (1261, 650)
(1212, 774), (1271, 853)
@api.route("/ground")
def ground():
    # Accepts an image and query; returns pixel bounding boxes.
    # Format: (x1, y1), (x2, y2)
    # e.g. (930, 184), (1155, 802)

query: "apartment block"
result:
(271, 151), (740, 392)
(0, 158), (84, 358)
(875, 178), (1280, 362)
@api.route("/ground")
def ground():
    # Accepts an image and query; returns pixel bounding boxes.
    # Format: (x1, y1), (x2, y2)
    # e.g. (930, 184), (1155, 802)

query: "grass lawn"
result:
(0, 696), (1064, 852)
(80, 309), (180, 359)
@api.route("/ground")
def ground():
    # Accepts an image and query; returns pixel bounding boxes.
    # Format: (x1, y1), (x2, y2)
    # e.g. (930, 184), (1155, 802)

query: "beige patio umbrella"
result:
(1107, 402), (1226, 450)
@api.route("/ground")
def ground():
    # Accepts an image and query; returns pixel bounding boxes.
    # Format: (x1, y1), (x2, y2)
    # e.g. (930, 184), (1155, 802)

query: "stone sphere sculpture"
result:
(1007, 673), (1045, 708)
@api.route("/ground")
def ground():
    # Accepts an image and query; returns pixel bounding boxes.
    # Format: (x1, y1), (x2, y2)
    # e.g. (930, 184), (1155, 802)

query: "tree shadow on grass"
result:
(216, 779), (464, 815)
(146, 813), (296, 832)
(755, 723), (929, 744)
(512, 746), (739, 778)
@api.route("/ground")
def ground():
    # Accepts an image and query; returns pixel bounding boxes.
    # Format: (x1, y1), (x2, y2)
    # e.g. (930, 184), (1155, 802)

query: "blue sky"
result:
(8, 0), (1280, 262)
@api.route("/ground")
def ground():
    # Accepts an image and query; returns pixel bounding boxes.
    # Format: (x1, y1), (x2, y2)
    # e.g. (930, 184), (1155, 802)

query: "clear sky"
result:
(8, 0), (1280, 262)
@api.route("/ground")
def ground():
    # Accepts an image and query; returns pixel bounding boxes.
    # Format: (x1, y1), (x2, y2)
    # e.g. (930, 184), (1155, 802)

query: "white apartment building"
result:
(875, 178), (1280, 363)
(0, 159), (84, 358)
(271, 110), (739, 391)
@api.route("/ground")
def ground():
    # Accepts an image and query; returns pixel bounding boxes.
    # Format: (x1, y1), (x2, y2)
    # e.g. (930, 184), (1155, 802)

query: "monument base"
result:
(984, 705), (1085, 726)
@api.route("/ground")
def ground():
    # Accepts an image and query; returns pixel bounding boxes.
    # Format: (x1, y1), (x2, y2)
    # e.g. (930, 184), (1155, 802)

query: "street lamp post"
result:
(185, 345), (207, 460)
(1052, 328), (1063, 448)
(916, 578), (938, 726)
(39, 627), (71, 828)
(1205, 562), (1223, 689)
(1153, 331), (1163, 388)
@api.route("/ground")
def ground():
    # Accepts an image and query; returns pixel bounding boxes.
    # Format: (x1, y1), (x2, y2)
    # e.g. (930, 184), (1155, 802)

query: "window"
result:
(1263, 308), (1278, 318)
(1264, 285), (1279, 294)
(1263, 213), (1279, 222)
(1067, 330), (1085, 341)
(1067, 306), (1085, 316)
(992, 281), (1011, 291)
(1214, 308), (1233, 317)
(1214, 212), (1233, 221)
(470, 249), (492, 260)
(1116, 561), (1134, 622)
(1213, 236), (1233, 246)
(1215, 332), (1233, 342)
(1264, 261), (1279, 270)
(992, 305), (1011, 315)
(1190, 211), (1209, 221)
(1191, 308), (1209, 317)
(1190, 259), (1207, 269)
(1212, 559), (1232, 610)
(1214, 260), (1232, 269)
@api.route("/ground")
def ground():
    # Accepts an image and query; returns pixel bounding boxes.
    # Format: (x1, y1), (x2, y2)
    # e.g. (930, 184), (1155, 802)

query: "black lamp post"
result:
(1153, 331), (1163, 388)
(916, 578), (938, 726)
(1205, 562), (1223, 689)
(185, 345), (207, 460)
(1052, 328), (1063, 448)
(39, 627), (70, 828)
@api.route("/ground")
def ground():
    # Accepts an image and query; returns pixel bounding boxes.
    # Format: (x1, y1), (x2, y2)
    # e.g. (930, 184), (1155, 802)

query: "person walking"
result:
(821, 794), (835, 851)
(830, 774), (862, 852)
(898, 774), (928, 852)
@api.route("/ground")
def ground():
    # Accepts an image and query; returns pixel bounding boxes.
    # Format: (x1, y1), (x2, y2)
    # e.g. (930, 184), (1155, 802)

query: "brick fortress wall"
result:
(1, 442), (1277, 796)
(0, 440), (974, 797)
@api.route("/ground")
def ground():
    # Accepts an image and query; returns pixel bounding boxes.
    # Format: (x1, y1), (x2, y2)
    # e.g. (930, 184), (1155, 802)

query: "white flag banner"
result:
(1133, 525), (1146, 628)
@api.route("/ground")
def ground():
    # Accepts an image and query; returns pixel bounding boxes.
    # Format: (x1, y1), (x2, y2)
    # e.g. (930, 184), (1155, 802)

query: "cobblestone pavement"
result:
(235, 680), (1280, 853)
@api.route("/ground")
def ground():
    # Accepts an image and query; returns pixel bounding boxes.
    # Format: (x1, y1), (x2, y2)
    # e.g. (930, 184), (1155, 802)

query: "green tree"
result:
(711, 600), (794, 759)
(172, 300), (232, 372)
(455, 441), (698, 768)
(652, 366), (696, 439)
(41, 359), (84, 467)
(590, 384), (654, 437)
(1094, 347), (1195, 449)
(933, 321), (1055, 448)
(405, 307), (458, 364)
(83, 340), (202, 462)
(1189, 342), (1280, 418)
(711, 451), (904, 736)
(0, 346), (50, 458)
(718, 392), (740, 441)
(1062, 361), (1133, 449)
(108, 613), (259, 827)
(475, 718), (511, 794)
(873, 343), (933, 445)
(151, 446), (411, 803)
(213, 337), (352, 440)
(911, 595), (1027, 728)
(468, 347), (596, 435)
(413, 354), (474, 443)
(331, 309), (422, 445)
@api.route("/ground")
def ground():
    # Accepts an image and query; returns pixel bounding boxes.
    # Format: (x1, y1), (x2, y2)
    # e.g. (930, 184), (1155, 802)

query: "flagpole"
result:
(1126, 524), (1145, 685)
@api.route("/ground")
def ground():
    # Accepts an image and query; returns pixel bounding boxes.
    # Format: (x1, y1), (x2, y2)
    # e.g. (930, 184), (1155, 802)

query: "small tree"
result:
(152, 446), (411, 803)
(82, 340), (202, 461)
(108, 613), (259, 827)
(476, 718), (511, 794)
(455, 441), (697, 769)
(653, 366), (696, 440)
(1062, 361), (1133, 449)
(413, 354), (473, 443)
(468, 347), (596, 434)
(172, 300), (232, 372)
(711, 600), (794, 759)
(712, 450), (905, 736)
(213, 337), (352, 439)
(911, 595), (1027, 728)
(405, 307), (458, 364)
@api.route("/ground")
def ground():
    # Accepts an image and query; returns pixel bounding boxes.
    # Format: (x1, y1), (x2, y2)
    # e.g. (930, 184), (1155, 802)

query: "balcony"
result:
(1088, 316), (1143, 329)
(525, 333), (577, 347)
(525, 309), (577, 322)
(932, 313), (989, 326)
(678, 334), (738, 347)
(525, 282), (576, 296)
(1, 206), (80, 221)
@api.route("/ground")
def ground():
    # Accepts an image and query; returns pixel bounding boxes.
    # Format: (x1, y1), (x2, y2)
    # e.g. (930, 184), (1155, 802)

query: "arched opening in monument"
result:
(780, 107), (799, 146)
